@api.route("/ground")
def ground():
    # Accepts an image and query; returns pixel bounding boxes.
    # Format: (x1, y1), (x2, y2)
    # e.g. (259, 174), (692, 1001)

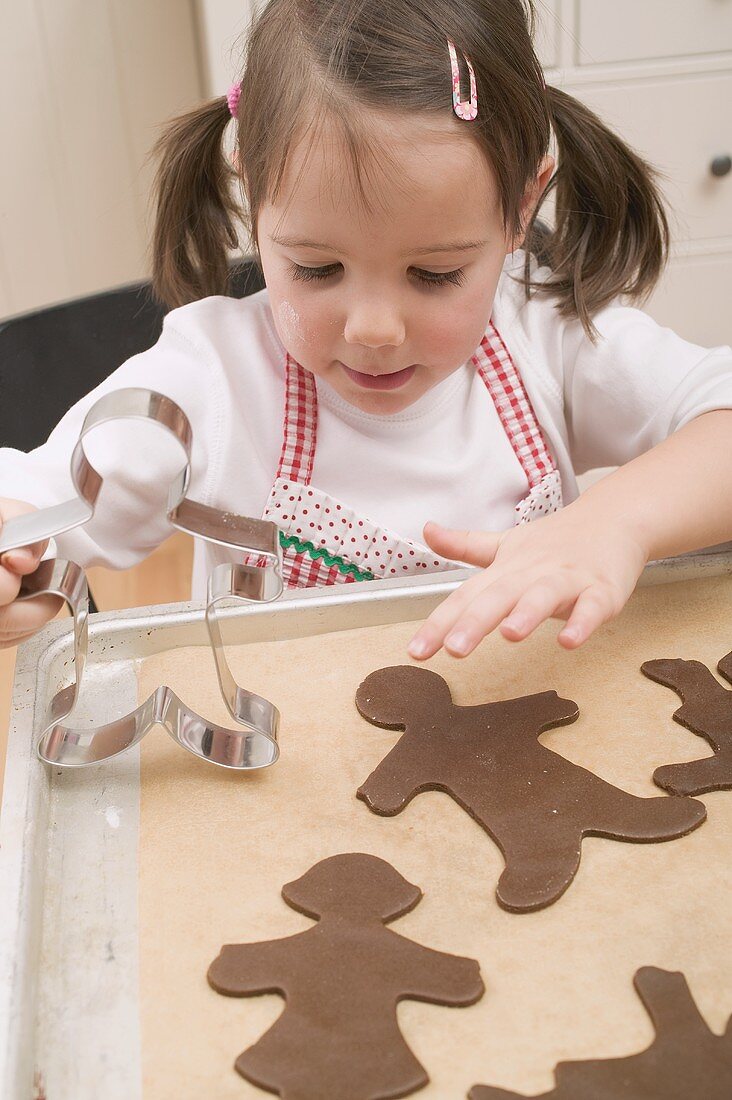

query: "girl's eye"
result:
(288, 263), (467, 288)
(413, 267), (467, 288)
(289, 263), (341, 283)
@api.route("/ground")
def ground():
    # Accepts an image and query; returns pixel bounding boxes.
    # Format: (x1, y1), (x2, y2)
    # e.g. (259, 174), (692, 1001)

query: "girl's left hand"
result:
(408, 510), (649, 660)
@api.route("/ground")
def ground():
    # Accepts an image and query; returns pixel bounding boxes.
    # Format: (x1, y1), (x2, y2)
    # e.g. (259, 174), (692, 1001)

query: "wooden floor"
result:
(0, 533), (193, 801)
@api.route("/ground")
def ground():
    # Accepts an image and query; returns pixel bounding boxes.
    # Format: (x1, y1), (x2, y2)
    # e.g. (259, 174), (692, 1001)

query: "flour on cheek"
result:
(278, 299), (315, 348)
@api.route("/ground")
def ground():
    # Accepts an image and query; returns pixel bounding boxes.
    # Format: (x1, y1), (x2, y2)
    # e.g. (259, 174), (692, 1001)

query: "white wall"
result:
(195, 0), (258, 94)
(0, 1), (203, 319)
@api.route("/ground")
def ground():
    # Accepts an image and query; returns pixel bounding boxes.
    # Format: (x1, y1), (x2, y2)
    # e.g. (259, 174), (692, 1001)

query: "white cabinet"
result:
(548, 1), (732, 349)
(644, 252), (732, 348)
(568, 72), (732, 244)
(576, 0), (732, 65)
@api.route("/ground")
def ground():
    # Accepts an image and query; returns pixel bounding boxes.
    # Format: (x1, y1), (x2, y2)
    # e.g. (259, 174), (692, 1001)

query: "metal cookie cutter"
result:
(2, 388), (284, 770)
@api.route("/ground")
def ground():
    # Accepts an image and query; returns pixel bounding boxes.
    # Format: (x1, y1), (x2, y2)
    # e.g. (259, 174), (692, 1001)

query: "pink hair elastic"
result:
(447, 39), (478, 121)
(227, 81), (242, 119)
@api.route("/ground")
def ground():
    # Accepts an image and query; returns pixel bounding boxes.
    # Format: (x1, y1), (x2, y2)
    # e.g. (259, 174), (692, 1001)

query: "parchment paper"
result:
(137, 573), (732, 1098)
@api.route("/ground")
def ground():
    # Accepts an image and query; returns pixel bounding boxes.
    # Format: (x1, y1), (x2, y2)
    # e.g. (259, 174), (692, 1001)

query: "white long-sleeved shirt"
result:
(2, 251), (731, 599)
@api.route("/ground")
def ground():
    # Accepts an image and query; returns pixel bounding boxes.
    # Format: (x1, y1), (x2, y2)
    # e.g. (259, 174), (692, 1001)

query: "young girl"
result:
(1, 0), (731, 661)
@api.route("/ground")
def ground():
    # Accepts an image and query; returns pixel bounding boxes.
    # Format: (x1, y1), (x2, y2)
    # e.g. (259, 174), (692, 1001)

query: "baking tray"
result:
(1, 545), (731, 1100)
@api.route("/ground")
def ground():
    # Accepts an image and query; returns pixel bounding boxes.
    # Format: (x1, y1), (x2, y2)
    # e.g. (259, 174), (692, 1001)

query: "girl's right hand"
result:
(0, 499), (60, 649)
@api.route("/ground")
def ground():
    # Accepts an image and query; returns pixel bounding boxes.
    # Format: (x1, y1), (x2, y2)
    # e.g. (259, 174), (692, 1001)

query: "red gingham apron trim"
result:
(281, 545), (345, 588)
(275, 354), (318, 484)
(472, 322), (555, 489)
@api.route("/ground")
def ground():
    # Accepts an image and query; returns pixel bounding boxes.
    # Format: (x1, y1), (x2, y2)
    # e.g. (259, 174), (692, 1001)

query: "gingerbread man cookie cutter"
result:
(2, 388), (283, 770)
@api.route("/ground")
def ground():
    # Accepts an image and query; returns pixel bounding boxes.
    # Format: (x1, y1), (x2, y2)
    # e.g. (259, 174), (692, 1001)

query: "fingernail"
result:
(4, 550), (33, 568)
(446, 632), (471, 656)
(561, 626), (580, 643)
(408, 637), (429, 659)
(502, 614), (526, 633)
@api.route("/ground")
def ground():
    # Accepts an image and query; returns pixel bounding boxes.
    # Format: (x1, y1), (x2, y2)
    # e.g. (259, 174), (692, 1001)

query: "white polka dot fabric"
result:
(514, 470), (563, 525)
(272, 481), (455, 589)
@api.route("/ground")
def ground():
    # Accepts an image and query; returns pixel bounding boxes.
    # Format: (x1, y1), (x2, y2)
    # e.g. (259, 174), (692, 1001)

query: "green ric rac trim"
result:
(279, 531), (375, 581)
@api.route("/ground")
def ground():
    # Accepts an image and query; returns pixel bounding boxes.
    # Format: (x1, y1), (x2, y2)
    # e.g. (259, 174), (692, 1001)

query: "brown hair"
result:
(151, 0), (669, 333)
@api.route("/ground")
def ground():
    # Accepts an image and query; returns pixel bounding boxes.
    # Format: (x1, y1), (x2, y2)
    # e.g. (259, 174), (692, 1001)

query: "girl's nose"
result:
(343, 302), (406, 348)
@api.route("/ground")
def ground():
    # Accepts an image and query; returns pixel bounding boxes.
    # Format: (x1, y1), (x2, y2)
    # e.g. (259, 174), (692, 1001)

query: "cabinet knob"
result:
(710, 155), (732, 178)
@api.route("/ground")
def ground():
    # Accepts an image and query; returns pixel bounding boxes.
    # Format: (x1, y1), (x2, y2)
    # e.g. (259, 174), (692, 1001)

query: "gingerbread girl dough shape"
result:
(642, 649), (732, 795)
(355, 667), (706, 913)
(208, 853), (484, 1099)
(469, 967), (732, 1099)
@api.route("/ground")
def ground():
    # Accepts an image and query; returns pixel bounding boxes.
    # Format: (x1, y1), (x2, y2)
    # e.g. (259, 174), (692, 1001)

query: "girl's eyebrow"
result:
(270, 233), (487, 256)
(408, 240), (487, 256)
(270, 234), (343, 252)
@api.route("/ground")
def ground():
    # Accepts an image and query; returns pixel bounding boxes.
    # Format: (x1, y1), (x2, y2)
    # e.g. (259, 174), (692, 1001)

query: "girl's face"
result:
(257, 110), (550, 415)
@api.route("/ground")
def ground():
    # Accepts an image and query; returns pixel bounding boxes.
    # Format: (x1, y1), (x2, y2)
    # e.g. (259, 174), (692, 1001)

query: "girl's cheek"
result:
(272, 285), (334, 351)
(423, 323), (458, 360)
(419, 297), (489, 361)
(298, 299), (344, 342)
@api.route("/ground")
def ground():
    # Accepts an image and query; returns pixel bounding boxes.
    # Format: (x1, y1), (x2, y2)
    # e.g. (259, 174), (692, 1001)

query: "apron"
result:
(259, 322), (562, 590)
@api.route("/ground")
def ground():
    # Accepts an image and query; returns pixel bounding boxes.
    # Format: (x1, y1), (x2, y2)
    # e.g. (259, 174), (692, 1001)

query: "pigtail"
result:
(531, 85), (670, 334)
(150, 97), (244, 309)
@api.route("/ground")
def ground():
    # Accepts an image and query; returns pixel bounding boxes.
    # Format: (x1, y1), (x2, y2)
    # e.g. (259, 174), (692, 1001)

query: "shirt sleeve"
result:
(561, 303), (732, 475)
(0, 309), (227, 570)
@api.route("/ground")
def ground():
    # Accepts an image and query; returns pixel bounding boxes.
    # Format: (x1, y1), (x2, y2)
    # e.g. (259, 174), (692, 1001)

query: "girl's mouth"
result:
(340, 364), (417, 391)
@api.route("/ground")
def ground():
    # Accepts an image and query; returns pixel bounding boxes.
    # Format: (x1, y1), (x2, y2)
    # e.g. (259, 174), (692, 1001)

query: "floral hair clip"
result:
(447, 38), (478, 121)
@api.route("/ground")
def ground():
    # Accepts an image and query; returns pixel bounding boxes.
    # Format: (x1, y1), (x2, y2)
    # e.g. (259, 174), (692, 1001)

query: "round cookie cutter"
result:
(0, 388), (283, 568)
(2, 388), (283, 770)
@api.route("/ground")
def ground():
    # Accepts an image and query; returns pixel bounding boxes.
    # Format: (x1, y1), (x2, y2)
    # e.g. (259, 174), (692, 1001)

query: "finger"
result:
(442, 580), (526, 657)
(557, 583), (624, 649)
(408, 568), (504, 659)
(0, 566), (22, 605)
(0, 594), (63, 642)
(499, 576), (576, 642)
(423, 521), (502, 568)
(411, 577), (522, 660)
(0, 541), (49, 574)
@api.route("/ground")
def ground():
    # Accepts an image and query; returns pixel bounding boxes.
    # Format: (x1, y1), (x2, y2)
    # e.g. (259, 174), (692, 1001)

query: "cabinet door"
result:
(577, 0), (732, 65)
(647, 252), (732, 349)
(567, 73), (732, 245)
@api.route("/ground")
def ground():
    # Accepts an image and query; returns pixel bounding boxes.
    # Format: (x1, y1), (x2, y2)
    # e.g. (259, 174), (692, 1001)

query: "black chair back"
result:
(0, 260), (265, 450)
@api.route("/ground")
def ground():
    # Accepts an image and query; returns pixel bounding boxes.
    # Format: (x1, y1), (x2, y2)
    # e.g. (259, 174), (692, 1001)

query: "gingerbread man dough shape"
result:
(356, 667), (706, 913)
(208, 853), (484, 1099)
(642, 650), (732, 796)
(469, 967), (732, 1099)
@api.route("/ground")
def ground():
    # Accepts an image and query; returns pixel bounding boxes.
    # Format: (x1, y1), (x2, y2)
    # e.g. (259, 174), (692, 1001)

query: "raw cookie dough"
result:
(642, 650), (732, 795)
(208, 853), (484, 1099)
(469, 967), (732, 1099)
(356, 666), (707, 912)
